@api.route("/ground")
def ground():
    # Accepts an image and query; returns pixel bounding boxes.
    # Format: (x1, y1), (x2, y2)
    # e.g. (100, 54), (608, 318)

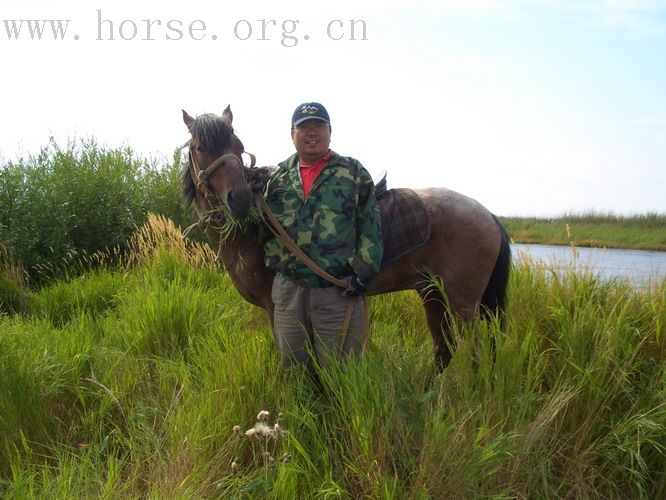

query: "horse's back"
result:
(417, 187), (501, 248)
(372, 187), (503, 318)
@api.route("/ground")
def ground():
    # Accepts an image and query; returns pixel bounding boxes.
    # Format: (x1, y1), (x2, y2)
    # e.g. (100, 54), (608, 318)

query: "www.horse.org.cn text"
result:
(1, 10), (368, 48)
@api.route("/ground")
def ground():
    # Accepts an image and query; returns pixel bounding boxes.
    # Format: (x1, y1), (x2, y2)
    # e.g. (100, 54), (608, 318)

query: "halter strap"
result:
(188, 148), (245, 204)
(187, 140), (256, 193)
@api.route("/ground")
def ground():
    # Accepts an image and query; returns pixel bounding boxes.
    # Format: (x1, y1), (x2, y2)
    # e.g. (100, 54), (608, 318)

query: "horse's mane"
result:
(181, 113), (234, 206)
(192, 113), (233, 152)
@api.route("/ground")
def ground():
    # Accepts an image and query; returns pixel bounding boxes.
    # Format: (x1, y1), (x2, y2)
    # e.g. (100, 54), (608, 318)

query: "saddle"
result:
(376, 175), (431, 266)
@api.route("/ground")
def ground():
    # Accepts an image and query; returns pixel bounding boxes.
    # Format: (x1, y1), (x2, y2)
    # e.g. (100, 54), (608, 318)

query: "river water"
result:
(511, 244), (666, 291)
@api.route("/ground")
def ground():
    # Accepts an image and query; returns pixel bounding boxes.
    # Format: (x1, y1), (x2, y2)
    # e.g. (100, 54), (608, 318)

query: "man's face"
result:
(291, 119), (331, 163)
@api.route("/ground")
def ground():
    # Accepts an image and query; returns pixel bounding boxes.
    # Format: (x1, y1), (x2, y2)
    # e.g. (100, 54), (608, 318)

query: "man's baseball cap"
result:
(291, 102), (330, 127)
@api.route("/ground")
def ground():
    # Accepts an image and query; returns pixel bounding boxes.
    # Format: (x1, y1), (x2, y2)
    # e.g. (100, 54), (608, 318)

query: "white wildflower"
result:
(257, 410), (270, 421)
(255, 422), (273, 437)
(246, 423), (273, 438)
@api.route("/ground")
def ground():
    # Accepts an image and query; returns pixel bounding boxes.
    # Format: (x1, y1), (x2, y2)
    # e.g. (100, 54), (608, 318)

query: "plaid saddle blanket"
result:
(378, 188), (431, 266)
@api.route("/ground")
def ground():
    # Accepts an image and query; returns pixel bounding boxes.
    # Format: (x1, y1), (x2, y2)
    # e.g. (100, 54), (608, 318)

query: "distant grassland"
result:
(500, 213), (666, 251)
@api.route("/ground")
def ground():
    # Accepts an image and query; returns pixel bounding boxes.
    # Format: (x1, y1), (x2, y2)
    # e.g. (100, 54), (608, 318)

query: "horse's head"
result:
(182, 105), (252, 219)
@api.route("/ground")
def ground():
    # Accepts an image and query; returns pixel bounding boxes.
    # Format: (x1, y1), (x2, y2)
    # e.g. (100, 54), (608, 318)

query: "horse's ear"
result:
(182, 110), (196, 133)
(223, 105), (233, 125)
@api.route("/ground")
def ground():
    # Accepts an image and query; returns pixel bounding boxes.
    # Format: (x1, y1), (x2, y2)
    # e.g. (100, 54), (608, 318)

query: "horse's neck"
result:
(193, 200), (262, 276)
(194, 201), (271, 309)
(211, 226), (260, 267)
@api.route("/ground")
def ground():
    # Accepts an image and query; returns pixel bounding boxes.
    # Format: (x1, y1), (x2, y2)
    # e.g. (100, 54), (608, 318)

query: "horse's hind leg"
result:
(419, 291), (454, 370)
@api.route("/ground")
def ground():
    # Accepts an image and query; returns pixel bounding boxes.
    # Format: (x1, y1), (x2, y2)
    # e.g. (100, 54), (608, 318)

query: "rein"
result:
(254, 193), (358, 352)
(254, 194), (346, 288)
(183, 144), (256, 238)
(187, 145), (348, 292)
(185, 140), (358, 353)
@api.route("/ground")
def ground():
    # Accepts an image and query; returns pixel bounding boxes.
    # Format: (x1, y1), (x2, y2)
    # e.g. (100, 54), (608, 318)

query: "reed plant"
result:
(0, 216), (664, 498)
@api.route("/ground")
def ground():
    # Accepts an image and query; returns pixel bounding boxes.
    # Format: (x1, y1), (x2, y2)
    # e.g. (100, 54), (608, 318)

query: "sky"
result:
(1, 0), (665, 216)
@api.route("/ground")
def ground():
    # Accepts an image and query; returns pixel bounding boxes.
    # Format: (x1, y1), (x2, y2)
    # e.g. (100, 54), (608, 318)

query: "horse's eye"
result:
(197, 145), (206, 153)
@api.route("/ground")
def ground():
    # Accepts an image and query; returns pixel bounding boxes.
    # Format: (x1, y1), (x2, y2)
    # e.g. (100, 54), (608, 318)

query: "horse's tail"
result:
(480, 215), (511, 320)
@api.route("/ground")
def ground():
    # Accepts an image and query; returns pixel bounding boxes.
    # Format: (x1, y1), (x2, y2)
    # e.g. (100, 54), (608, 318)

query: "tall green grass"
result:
(1, 216), (664, 498)
(501, 212), (666, 250)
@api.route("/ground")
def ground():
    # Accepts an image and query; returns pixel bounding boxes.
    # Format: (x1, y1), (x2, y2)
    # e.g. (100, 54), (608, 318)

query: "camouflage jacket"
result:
(263, 151), (383, 288)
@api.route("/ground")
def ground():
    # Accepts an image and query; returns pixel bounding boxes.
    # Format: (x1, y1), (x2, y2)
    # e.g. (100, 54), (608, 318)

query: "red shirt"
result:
(299, 151), (332, 198)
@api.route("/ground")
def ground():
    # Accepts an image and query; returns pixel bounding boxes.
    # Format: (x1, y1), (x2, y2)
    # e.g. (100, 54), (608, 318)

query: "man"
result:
(262, 102), (383, 370)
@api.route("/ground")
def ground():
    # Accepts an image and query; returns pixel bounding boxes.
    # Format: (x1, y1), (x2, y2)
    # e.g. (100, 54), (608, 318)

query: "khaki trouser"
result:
(271, 273), (368, 369)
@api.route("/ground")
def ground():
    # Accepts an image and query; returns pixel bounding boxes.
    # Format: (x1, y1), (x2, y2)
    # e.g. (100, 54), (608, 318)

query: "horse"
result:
(180, 106), (511, 369)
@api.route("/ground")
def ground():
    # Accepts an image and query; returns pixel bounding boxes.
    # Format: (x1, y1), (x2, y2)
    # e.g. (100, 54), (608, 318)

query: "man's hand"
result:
(342, 274), (366, 297)
(248, 166), (273, 195)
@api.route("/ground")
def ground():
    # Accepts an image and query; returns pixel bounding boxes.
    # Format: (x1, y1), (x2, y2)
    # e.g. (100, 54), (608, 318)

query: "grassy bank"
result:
(0, 215), (664, 498)
(500, 213), (666, 251)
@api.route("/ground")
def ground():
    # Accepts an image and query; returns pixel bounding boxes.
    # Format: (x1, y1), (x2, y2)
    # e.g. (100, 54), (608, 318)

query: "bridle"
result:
(186, 141), (256, 205)
(181, 138), (257, 239)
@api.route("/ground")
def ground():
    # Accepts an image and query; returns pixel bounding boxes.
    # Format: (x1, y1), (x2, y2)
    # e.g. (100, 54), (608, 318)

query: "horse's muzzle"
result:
(226, 187), (253, 219)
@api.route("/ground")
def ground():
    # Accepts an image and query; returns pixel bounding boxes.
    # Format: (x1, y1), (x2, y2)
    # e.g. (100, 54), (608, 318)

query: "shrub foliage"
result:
(0, 139), (193, 284)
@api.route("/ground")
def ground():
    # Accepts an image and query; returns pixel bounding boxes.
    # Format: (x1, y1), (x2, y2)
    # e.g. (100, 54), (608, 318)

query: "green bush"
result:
(0, 139), (194, 284)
